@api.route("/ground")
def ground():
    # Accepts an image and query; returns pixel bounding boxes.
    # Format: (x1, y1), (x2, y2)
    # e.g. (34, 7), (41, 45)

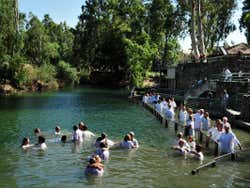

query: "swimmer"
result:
(190, 144), (204, 161)
(61, 135), (72, 143)
(172, 139), (190, 157)
(54, 126), (61, 135)
(173, 132), (189, 148)
(187, 136), (196, 151)
(95, 142), (110, 161)
(84, 157), (104, 176)
(120, 134), (135, 149)
(129, 131), (139, 148)
(21, 137), (34, 149)
(35, 136), (47, 150)
(34, 128), (41, 136)
(94, 132), (107, 148)
(72, 125), (83, 143)
(79, 122), (95, 140)
(94, 132), (114, 148)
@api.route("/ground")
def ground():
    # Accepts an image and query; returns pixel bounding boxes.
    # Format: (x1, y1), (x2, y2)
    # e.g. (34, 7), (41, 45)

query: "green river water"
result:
(0, 87), (249, 188)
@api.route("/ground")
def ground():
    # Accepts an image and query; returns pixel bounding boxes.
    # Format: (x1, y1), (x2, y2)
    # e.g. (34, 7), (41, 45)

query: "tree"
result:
(25, 13), (48, 65)
(0, 0), (18, 57)
(147, 0), (185, 65)
(240, 0), (250, 44)
(177, 0), (237, 60)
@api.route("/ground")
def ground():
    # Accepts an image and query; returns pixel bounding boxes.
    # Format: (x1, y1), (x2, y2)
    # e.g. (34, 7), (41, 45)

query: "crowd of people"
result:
(21, 122), (139, 177)
(142, 92), (242, 160)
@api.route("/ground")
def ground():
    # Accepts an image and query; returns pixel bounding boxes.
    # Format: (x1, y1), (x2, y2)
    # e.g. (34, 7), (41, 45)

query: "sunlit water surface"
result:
(0, 87), (249, 188)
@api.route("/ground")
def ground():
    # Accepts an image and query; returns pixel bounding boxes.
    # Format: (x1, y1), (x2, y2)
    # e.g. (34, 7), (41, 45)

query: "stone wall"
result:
(175, 60), (250, 90)
(241, 95), (250, 121)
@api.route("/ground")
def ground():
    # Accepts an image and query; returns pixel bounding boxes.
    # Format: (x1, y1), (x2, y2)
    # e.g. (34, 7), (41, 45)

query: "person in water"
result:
(79, 122), (95, 141)
(95, 142), (110, 161)
(72, 125), (83, 143)
(120, 134), (135, 149)
(35, 136), (47, 150)
(94, 133), (108, 148)
(54, 126), (61, 135)
(187, 136), (196, 151)
(61, 135), (72, 143)
(172, 139), (190, 157)
(190, 144), (204, 161)
(85, 156), (104, 176)
(34, 128), (41, 136)
(21, 137), (34, 149)
(217, 123), (242, 155)
(129, 131), (139, 148)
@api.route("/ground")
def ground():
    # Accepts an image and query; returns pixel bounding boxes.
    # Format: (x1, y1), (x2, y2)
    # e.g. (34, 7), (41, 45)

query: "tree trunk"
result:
(197, 0), (206, 63)
(13, 0), (19, 56)
(190, 0), (200, 63)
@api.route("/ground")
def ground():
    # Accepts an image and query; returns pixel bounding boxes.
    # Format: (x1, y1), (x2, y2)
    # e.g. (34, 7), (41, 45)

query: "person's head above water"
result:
(38, 136), (46, 144)
(61, 135), (67, 143)
(55, 126), (61, 132)
(22, 137), (30, 146)
(34, 128), (41, 135)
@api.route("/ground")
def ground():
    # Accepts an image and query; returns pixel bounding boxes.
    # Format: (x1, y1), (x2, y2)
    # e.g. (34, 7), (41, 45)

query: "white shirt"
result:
(82, 130), (95, 141)
(72, 129), (83, 142)
(179, 110), (187, 123)
(193, 113), (202, 130)
(95, 148), (110, 161)
(188, 141), (196, 151)
(218, 132), (239, 153)
(132, 138), (139, 148)
(120, 140), (134, 149)
(155, 103), (162, 113)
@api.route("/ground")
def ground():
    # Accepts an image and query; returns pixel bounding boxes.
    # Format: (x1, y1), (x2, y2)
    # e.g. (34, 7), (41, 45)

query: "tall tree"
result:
(178, 0), (237, 60)
(148, 0), (185, 65)
(240, 0), (250, 44)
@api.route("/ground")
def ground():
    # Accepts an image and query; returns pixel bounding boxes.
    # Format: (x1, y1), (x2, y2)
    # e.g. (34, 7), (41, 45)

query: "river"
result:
(0, 87), (249, 188)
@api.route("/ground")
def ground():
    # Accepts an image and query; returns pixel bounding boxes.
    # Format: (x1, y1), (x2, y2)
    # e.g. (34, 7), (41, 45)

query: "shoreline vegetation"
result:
(1, 1), (249, 95)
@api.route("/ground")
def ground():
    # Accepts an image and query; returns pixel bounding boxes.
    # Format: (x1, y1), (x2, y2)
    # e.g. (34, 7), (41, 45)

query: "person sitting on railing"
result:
(223, 68), (232, 82)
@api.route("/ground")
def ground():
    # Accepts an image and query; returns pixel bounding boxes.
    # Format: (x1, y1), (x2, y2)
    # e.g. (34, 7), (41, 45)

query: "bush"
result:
(57, 60), (79, 85)
(37, 63), (57, 83)
(14, 63), (37, 87)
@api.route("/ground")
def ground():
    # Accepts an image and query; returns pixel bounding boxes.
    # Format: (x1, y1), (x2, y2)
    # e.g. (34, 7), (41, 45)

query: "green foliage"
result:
(74, 0), (179, 86)
(177, 0), (237, 52)
(240, 0), (250, 44)
(124, 33), (158, 87)
(57, 61), (79, 84)
(14, 63), (36, 86)
(37, 63), (56, 83)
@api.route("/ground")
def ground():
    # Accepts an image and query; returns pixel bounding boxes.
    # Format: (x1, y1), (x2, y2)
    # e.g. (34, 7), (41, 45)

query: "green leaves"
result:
(240, 0), (250, 44)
